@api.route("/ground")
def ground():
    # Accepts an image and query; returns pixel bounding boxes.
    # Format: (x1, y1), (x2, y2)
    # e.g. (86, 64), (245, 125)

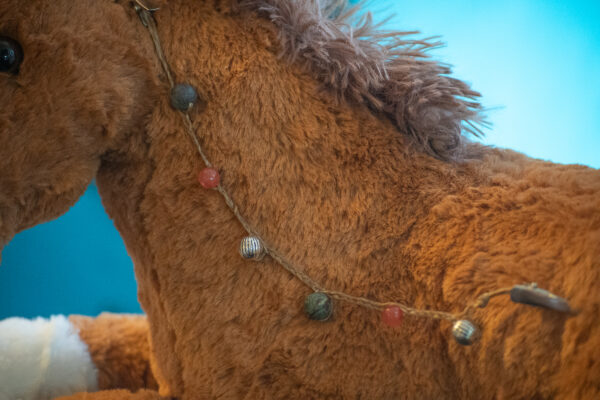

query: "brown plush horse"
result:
(1, 0), (599, 399)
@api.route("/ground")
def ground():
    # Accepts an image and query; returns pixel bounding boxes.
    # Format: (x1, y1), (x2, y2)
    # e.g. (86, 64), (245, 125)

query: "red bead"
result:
(197, 167), (220, 189)
(382, 306), (404, 327)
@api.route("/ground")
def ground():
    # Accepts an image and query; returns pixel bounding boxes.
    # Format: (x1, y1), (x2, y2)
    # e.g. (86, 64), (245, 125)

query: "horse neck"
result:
(95, 2), (483, 285)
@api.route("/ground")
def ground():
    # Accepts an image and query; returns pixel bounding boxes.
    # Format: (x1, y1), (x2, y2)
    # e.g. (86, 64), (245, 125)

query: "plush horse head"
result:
(0, 0), (157, 248)
(1, 1), (599, 399)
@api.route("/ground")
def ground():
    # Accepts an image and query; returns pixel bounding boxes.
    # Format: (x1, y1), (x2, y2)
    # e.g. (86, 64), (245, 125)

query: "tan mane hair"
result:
(237, 0), (486, 161)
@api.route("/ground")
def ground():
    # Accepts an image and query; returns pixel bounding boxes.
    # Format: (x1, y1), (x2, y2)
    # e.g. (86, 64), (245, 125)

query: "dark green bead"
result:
(304, 292), (332, 321)
(170, 83), (198, 111)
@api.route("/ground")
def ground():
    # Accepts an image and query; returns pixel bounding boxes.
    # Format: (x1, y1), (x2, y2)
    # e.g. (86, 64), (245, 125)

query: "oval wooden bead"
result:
(510, 284), (572, 313)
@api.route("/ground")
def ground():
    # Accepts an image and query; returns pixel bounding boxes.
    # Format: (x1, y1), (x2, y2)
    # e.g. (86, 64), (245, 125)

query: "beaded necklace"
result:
(132, 0), (573, 347)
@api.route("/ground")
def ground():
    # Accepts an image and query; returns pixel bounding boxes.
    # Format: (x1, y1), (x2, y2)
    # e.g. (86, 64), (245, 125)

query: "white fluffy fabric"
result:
(0, 315), (98, 400)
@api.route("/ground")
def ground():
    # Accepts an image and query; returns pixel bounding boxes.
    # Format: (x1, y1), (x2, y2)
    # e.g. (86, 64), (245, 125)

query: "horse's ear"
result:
(238, 0), (486, 161)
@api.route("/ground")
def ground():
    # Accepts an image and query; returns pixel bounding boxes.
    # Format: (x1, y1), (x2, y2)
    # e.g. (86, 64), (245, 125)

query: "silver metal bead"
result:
(452, 320), (477, 346)
(239, 236), (266, 260)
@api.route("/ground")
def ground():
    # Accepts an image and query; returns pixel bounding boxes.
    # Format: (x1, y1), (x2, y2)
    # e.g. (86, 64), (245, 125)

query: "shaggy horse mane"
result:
(237, 0), (486, 161)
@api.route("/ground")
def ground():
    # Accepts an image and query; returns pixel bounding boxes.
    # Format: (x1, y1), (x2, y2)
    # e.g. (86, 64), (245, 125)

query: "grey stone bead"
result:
(170, 83), (198, 111)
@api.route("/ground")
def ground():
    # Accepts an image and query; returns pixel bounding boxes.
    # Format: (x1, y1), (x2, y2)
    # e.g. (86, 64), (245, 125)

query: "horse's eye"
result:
(0, 36), (23, 74)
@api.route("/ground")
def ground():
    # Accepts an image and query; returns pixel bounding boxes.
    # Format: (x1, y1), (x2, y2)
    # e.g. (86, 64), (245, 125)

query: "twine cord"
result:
(133, 4), (542, 325)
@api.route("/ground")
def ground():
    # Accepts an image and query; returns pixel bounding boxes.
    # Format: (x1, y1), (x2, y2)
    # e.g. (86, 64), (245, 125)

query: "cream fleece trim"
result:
(0, 315), (98, 400)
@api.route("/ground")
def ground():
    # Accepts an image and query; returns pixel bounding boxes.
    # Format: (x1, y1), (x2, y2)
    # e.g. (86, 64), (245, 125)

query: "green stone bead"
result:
(304, 292), (333, 321)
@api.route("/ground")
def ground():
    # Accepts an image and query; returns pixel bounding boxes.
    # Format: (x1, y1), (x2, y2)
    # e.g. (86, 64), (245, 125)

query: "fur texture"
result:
(0, 313), (157, 398)
(55, 390), (165, 400)
(238, 0), (485, 160)
(69, 314), (158, 392)
(0, 315), (98, 400)
(0, 0), (599, 399)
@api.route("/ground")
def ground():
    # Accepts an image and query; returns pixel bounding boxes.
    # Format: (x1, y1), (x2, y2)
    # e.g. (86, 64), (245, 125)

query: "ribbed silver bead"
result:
(452, 320), (477, 346)
(239, 236), (265, 260)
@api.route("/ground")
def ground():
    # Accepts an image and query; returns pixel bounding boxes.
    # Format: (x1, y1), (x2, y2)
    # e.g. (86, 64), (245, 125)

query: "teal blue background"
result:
(1, 0), (599, 318)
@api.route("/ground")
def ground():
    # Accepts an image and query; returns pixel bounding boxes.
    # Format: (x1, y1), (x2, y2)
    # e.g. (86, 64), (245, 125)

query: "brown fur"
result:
(70, 314), (158, 392)
(238, 0), (485, 160)
(56, 389), (165, 400)
(0, 0), (599, 399)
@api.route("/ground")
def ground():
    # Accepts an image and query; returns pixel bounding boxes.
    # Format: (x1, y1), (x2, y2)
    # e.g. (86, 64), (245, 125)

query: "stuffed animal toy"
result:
(0, 314), (156, 399)
(0, 0), (598, 399)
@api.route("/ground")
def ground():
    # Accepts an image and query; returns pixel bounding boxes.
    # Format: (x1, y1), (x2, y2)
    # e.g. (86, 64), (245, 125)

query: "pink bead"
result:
(382, 306), (404, 327)
(197, 167), (220, 189)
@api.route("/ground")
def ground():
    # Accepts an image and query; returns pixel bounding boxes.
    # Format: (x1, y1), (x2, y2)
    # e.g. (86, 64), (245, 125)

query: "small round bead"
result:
(170, 83), (198, 111)
(197, 167), (220, 189)
(381, 306), (404, 327)
(304, 292), (333, 321)
(239, 236), (265, 260)
(452, 320), (477, 346)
